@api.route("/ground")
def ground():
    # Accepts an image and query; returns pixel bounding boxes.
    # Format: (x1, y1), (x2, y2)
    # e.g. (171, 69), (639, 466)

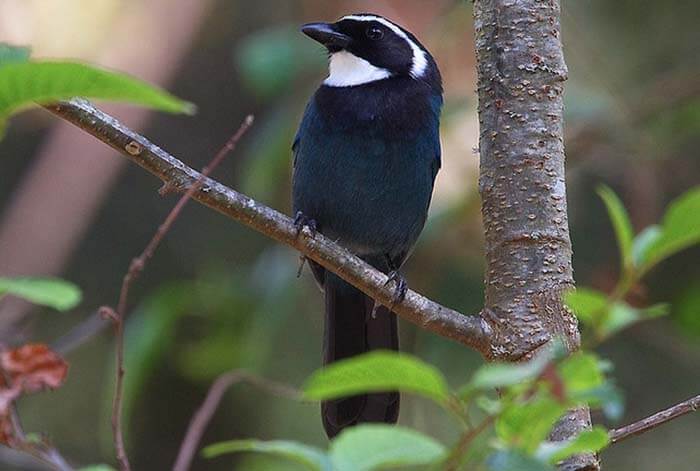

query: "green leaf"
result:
(476, 395), (504, 415)
(641, 187), (700, 269)
(605, 301), (668, 338)
(462, 347), (558, 395)
(632, 225), (662, 267)
(557, 353), (624, 420)
(597, 185), (635, 270)
(203, 439), (331, 471)
(496, 396), (567, 453)
(576, 383), (625, 422)
(565, 289), (667, 339)
(558, 353), (604, 396)
(0, 61), (195, 121)
(0, 277), (81, 311)
(0, 43), (30, 67)
(77, 466), (117, 471)
(674, 282), (700, 337)
(330, 424), (446, 471)
(537, 426), (609, 464)
(487, 450), (554, 471)
(119, 283), (194, 432)
(564, 288), (608, 327)
(303, 351), (450, 404)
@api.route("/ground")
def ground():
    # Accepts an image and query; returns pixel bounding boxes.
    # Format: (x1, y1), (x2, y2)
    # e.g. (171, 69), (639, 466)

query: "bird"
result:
(292, 13), (443, 438)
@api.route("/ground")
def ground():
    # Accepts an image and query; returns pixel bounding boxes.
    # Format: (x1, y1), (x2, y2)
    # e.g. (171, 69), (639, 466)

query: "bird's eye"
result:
(366, 26), (384, 40)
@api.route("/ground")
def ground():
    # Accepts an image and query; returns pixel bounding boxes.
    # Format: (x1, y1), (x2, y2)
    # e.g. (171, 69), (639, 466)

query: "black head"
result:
(302, 13), (441, 91)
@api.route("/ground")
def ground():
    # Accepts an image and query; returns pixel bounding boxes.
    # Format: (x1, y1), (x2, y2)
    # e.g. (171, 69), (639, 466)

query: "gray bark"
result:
(473, 1), (599, 469)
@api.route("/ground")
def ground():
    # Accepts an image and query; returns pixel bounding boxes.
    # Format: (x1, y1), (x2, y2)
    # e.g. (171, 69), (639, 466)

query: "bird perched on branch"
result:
(292, 13), (443, 438)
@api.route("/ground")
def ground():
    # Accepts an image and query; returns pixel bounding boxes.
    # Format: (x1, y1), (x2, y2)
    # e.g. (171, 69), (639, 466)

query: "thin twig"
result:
(172, 370), (300, 471)
(0, 364), (74, 471)
(43, 100), (493, 356)
(51, 311), (110, 355)
(106, 116), (254, 471)
(609, 394), (700, 445)
(444, 415), (495, 471)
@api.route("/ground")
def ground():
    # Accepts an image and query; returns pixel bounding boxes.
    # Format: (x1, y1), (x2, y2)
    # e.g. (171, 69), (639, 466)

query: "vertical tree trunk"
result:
(473, 1), (599, 469)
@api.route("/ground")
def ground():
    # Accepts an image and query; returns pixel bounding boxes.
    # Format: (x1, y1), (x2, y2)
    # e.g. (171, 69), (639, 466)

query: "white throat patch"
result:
(341, 14), (429, 79)
(324, 51), (392, 87)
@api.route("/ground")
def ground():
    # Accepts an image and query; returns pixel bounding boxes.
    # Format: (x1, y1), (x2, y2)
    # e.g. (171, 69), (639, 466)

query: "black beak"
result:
(301, 22), (351, 49)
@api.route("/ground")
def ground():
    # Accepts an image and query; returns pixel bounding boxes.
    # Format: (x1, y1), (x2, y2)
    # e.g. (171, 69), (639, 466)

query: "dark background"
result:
(0, 1), (698, 469)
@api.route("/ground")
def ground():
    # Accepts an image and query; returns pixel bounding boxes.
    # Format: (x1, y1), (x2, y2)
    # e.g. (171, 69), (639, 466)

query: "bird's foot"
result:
(384, 270), (408, 307)
(293, 211), (317, 238)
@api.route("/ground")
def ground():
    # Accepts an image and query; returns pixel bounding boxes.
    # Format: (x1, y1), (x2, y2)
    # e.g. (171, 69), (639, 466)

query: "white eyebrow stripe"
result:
(340, 14), (428, 79)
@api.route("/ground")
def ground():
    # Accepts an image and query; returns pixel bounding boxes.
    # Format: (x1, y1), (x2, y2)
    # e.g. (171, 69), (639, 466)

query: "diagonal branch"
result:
(171, 370), (299, 471)
(43, 99), (493, 356)
(609, 394), (700, 445)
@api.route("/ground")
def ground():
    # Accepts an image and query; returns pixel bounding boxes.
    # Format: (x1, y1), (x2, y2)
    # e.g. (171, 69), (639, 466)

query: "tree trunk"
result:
(473, 1), (599, 469)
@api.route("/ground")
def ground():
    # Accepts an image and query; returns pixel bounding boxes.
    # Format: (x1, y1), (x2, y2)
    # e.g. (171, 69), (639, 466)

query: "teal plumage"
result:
(293, 13), (442, 438)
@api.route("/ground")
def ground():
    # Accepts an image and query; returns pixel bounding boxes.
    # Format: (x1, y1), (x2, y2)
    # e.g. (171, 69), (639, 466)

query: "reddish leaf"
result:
(1, 344), (68, 393)
(540, 363), (566, 402)
(0, 384), (21, 444)
(0, 344), (68, 445)
(0, 410), (15, 445)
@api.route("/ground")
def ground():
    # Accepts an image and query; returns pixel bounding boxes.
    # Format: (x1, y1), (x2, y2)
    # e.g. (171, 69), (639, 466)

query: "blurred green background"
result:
(0, 0), (698, 469)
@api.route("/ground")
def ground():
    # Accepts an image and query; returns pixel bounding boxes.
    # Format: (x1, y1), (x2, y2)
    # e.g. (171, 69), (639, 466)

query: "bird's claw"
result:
(293, 211), (317, 238)
(384, 270), (407, 306)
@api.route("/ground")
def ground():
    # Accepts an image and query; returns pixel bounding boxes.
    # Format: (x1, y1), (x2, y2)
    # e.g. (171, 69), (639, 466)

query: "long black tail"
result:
(321, 272), (399, 438)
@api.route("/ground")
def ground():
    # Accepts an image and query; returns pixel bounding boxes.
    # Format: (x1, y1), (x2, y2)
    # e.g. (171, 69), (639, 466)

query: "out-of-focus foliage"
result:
(0, 277), (81, 311)
(0, 42), (194, 136)
(206, 349), (612, 470)
(204, 439), (332, 470)
(567, 186), (699, 343)
(0, 1), (698, 470)
(236, 26), (326, 100)
(0, 43), (30, 65)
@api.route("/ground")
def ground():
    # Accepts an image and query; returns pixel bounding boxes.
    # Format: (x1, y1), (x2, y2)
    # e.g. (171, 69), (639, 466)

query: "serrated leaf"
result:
(537, 426), (609, 464)
(487, 450), (554, 471)
(641, 187), (700, 269)
(203, 439), (331, 471)
(0, 43), (30, 67)
(0, 277), (81, 311)
(0, 61), (195, 121)
(597, 185), (635, 270)
(303, 351), (450, 404)
(496, 396), (567, 452)
(330, 424), (446, 471)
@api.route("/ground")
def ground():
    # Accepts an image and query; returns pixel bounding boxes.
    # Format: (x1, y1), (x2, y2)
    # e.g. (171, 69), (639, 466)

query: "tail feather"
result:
(322, 273), (399, 438)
